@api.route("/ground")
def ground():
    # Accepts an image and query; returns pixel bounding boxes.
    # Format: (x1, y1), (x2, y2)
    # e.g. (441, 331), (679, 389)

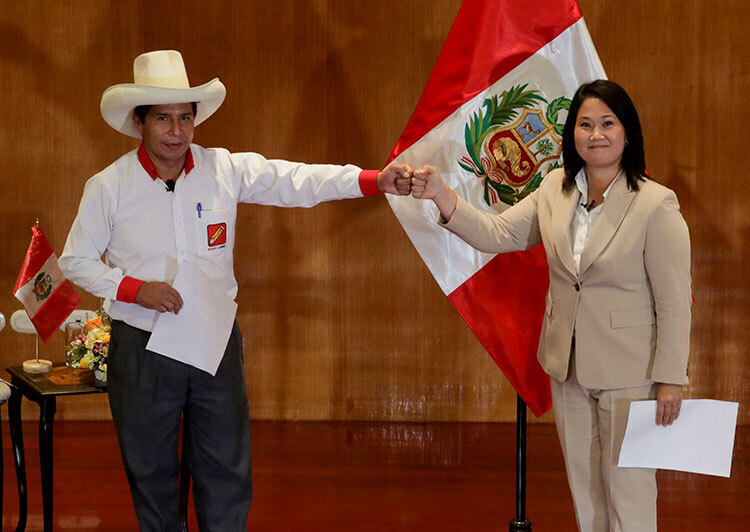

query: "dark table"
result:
(6, 364), (106, 532)
(6, 364), (192, 532)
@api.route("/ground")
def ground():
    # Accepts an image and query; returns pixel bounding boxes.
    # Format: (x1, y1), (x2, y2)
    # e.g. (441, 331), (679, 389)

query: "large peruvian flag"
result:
(387, 0), (605, 416)
(14, 226), (81, 342)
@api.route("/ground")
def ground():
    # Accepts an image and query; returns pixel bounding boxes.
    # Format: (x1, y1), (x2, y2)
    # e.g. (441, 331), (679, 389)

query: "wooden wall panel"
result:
(0, 0), (146, 421)
(0, 1), (747, 423)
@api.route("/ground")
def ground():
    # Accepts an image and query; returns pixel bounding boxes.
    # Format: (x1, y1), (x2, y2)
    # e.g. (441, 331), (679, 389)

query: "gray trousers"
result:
(108, 320), (252, 532)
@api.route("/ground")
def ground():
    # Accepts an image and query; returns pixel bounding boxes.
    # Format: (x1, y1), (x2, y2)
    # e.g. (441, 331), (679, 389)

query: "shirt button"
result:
(574, 283), (580, 291)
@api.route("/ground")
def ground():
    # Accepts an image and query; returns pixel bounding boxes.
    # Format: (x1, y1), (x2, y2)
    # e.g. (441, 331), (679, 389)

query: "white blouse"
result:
(568, 168), (622, 273)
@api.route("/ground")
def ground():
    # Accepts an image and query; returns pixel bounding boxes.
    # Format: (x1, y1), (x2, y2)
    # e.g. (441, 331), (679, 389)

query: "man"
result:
(60, 50), (411, 531)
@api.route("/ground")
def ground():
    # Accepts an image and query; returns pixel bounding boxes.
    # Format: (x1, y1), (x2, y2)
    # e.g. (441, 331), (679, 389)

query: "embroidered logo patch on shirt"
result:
(207, 223), (227, 248)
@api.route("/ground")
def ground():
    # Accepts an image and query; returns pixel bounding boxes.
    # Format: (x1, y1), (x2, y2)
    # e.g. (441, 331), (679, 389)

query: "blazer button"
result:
(574, 283), (580, 291)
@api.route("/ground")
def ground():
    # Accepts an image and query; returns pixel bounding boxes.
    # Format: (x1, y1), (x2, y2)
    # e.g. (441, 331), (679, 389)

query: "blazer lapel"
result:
(578, 175), (636, 275)
(549, 186), (579, 278)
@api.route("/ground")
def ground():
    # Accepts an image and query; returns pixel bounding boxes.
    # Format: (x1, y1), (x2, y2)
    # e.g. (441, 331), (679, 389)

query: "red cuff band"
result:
(358, 170), (381, 196)
(117, 276), (145, 303)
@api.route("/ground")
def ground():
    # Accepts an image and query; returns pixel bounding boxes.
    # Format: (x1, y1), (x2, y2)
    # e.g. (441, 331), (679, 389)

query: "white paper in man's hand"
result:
(146, 260), (237, 376)
(618, 399), (739, 477)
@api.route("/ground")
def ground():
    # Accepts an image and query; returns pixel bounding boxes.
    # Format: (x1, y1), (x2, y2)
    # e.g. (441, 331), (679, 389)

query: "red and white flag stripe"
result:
(387, 0), (605, 416)
(14, 226), (81, 343)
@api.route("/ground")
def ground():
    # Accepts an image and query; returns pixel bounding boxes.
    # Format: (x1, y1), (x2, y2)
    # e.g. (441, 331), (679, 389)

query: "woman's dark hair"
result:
(133, 102), (198, 124)
(561, 80), (646, 193)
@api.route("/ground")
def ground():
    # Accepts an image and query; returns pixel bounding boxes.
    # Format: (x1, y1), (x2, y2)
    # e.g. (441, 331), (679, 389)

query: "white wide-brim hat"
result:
(100, 50), (226, 138)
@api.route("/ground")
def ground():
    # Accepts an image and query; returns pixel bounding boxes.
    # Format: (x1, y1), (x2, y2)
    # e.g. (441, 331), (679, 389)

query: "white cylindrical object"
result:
(23, 359), (52, 373)
(11, 310), (36, 334)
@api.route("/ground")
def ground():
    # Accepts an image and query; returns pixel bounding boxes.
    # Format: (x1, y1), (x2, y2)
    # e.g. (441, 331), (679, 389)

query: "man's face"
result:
(134, 103), (195, 167)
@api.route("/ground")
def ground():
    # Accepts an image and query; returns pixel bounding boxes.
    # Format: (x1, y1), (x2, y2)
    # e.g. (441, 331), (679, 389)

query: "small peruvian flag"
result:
(14, 225), (81, 343)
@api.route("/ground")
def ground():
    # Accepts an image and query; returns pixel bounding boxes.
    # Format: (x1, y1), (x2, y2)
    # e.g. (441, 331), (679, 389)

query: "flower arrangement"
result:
(65, 311), (111, 381)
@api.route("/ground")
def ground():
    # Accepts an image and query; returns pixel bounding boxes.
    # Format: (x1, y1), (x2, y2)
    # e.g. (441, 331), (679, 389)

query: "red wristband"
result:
(358, 170), (381, 196)
(116, 276), (145, 303)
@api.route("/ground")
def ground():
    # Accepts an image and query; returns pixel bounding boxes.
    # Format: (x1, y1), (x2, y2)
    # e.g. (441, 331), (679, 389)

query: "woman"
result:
(411, 80), (691, 532)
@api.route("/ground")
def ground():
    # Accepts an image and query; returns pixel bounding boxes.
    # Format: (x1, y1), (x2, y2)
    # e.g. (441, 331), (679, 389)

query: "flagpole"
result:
(509, 394), (532, 531)
(20, 218), (53, 374)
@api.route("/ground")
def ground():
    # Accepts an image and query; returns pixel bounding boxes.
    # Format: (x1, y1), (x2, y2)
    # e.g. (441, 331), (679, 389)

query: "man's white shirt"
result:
(60, 144), (368, 332)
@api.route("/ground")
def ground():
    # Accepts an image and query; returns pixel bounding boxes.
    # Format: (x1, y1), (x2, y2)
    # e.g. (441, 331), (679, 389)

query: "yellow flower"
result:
(81, 353), (95, 369)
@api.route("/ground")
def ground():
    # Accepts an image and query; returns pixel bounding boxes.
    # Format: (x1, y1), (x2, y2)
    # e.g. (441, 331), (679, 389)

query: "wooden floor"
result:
(1, 420), (747, 531)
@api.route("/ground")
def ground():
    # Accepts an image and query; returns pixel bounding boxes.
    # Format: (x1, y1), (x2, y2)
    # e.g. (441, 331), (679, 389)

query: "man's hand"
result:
(377, 163), (413, 195)
(655, 383), (683, 426)
(135, 281), (184, 314)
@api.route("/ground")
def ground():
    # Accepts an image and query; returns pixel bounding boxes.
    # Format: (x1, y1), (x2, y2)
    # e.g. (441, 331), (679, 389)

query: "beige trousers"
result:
(551, 358), (657, 532)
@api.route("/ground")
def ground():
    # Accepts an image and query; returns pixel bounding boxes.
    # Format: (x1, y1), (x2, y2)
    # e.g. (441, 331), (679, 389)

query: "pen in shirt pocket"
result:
(196, 202), (202, 218)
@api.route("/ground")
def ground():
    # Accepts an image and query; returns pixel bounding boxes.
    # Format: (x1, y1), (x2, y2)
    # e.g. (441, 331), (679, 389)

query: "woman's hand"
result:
(411, 165), (444, 200)
(412, 165), (458, 221)
(655, 383), (683, 426)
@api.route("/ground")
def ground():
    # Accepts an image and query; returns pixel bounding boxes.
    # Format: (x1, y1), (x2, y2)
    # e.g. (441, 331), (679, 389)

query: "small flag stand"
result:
(22, 332), (52, 373)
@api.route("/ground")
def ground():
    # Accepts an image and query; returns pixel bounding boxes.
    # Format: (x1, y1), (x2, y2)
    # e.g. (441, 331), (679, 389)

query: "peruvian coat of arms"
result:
(458, 84), (570, 209)
(33, 271), (53, 301)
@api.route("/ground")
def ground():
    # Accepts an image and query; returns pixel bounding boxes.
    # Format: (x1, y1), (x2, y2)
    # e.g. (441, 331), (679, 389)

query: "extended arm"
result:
(412, 165), (542, 253)
(232, 151), (411, 206)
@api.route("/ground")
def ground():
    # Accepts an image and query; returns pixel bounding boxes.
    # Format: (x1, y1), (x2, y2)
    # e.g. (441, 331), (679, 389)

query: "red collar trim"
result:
(137, 144), (195, 181)
(185, 147), (195, 174)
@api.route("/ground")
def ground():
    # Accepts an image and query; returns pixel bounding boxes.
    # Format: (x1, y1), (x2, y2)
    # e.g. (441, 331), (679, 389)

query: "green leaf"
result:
(499, 191), (517, 206)
(546, 96), (571, 137)
(483, 96), (498, 130)
(487, 85), (546, 128)
(458, 161), (472, 173)
(483, 179), (493, 205)
(464, 114), (483, 170)
(487, 179), (516, 196)
(521, 171), (543, 195)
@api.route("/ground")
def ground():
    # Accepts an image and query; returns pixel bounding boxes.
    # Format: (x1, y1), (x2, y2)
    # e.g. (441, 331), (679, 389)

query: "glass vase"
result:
(64, 321), (86, 368)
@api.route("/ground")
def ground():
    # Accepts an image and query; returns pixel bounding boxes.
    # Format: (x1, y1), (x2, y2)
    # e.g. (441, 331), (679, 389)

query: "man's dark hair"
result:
(561, 80), (647, 193)
(133, 102), (198, 124)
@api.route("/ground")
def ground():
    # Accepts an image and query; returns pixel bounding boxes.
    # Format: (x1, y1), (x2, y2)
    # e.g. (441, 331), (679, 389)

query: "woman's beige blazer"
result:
(442, 168), (691, 388)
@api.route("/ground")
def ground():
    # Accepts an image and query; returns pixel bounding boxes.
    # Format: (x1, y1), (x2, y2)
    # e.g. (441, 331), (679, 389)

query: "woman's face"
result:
(573, 97), (626, 172)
